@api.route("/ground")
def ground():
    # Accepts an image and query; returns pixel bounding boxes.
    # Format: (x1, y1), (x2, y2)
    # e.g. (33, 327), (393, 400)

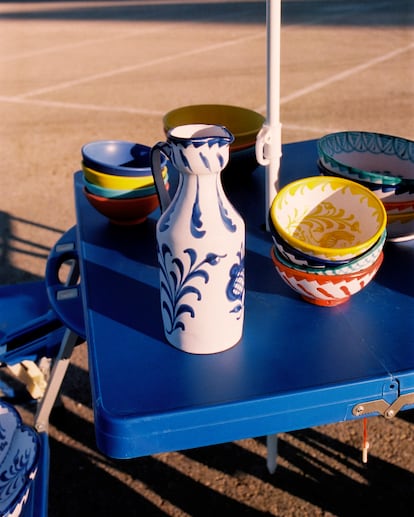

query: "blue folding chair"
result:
(0, 227), (85, 516)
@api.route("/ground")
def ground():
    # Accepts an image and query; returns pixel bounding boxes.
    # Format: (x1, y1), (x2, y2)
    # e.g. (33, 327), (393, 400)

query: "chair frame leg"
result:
(34, 242), (83, 433)
(33, 328), (79, 433)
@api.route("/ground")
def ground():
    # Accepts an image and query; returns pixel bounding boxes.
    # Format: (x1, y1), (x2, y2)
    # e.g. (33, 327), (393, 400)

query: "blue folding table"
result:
(71, 139), (414, 461)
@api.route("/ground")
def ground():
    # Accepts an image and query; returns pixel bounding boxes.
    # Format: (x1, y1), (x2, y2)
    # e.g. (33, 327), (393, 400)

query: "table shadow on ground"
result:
(0, 211), (64, 284)
(46, 397), (414, 516)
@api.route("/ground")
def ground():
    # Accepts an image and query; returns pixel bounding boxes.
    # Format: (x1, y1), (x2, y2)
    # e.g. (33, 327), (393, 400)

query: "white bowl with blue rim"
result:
(317, 131), (414, 203)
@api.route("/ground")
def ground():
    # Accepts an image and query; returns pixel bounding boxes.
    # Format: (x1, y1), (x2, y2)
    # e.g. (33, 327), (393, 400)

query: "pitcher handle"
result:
(151, 143), (171, 213)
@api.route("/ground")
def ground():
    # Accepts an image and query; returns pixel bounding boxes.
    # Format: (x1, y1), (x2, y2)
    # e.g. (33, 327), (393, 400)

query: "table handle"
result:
(45, 227), (85, 339)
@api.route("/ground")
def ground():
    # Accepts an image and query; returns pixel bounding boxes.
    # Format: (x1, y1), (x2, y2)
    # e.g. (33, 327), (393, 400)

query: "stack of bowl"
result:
(163, 104), (265, 186)
(268, 176), (387, 306)
(81, 140), (168, 225)
(317, 131), (414, 242)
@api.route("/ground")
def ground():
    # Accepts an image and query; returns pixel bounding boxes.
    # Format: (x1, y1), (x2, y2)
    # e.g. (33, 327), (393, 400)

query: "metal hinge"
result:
(353, 392), (414, 419)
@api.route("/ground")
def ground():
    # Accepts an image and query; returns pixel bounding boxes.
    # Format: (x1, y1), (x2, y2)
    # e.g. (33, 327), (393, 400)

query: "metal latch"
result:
(353, 392), (414, 419)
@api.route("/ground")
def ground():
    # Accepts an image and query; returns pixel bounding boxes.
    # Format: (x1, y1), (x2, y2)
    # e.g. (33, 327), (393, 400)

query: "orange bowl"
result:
(83, 187), (162, 225)
(271, 245), (384, 306)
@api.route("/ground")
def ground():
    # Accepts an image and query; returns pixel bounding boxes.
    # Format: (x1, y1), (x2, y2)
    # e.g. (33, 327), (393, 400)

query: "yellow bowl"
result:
(82, 163), (168, 190)
(270, 176), (387, 262)
(163, 104), (265, 151)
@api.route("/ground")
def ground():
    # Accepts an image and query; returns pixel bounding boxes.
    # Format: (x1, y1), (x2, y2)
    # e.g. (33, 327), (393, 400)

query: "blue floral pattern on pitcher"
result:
(158, 243), (226, 335)
(226, 248), (245, 318)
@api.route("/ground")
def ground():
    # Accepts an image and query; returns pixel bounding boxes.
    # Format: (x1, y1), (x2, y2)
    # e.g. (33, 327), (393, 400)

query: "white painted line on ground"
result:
(282, 123), (343, 135)
(0, 26), (164, 63)
(2, 23), (412, 129)
(12, 30), (263, 99)
(0, 95), (165, 116)
(256, 41), (414, 113)
(281, 41), (414, 104)
(0, 95), (339, 135)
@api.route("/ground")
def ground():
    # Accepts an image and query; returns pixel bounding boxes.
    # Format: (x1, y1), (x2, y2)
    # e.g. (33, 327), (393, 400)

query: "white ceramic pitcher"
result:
(151, 124), (245, 354)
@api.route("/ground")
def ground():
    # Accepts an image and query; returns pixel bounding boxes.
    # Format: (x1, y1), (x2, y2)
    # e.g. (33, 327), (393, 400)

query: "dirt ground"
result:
(1, 1), (414, 515)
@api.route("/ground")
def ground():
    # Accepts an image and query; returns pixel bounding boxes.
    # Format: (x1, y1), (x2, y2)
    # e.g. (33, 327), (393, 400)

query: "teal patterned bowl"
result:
(318, 131), (414, 202)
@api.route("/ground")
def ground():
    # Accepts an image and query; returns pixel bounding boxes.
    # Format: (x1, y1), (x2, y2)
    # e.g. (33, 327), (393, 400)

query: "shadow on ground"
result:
(0, 1), (413, 28)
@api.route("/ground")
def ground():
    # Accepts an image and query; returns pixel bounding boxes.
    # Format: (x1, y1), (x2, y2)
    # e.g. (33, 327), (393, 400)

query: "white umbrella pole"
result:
(256, 0), (282, 229)
(267, 0), (282, 210)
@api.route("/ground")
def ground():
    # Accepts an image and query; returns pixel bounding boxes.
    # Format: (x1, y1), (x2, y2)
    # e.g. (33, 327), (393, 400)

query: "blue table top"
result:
(74, 140), (414, 459)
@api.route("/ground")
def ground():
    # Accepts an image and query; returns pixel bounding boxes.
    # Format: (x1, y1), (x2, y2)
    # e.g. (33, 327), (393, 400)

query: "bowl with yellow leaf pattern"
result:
(269, 176), (387, 263)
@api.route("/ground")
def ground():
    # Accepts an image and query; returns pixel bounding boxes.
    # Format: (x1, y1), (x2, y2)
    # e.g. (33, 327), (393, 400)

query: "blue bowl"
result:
(81, 140), (167, 177)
